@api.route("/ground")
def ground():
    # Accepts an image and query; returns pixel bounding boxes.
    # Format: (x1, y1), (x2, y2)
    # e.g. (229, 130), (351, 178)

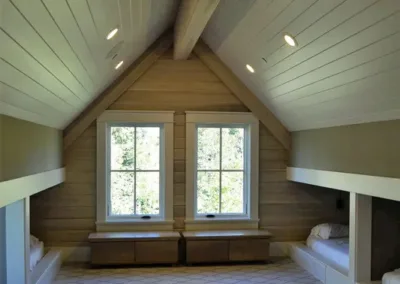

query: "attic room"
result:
(0, 0), (400, 283)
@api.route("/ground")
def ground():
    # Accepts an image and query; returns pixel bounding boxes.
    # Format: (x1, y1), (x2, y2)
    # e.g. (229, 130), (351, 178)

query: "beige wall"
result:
(291, 119), (400, 178)
(0, 115), (62, 181)
(30, 51), (347, 248)
(0, 114), (62, 281)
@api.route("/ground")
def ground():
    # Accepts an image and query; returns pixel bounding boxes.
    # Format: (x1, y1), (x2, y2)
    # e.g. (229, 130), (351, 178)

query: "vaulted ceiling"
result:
(202, 0), (400, 131)
(1, 0), (400, 132)
(0, 0), (179, 129)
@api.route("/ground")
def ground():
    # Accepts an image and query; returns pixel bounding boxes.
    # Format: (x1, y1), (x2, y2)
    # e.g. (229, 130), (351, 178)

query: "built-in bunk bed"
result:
(29, 235), (62, 284)
(289, 223), (350, 284)
(287, 167), (400, 284)
(0, 168), (65, 284)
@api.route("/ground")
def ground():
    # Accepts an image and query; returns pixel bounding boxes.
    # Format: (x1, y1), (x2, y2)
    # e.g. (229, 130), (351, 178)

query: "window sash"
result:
(106, 124), (164, 220)
(194, 125), (248, 217)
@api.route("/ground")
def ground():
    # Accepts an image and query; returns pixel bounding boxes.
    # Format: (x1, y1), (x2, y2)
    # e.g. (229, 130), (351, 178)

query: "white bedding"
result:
(383, 270), (400, 284)
(306, 235), (349, 273)
(30, 241), (44, 271)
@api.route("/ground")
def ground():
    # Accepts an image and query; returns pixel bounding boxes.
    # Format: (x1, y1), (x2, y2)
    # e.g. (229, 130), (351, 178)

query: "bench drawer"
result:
(135, 241), (179, 264)
(229, 239), (269, 261)
(91, 242), (135, 265)
(186, 240), (229, 263)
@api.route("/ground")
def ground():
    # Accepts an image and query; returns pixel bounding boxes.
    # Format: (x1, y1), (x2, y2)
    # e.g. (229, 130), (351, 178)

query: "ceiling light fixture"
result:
(284, 33), (297, 47)
(115, 61), (124, 70)
(246, 64), (255, 73)
(106, 28), (119, 40)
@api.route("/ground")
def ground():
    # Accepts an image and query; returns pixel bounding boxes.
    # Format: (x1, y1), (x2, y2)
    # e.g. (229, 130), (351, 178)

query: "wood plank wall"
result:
(30, 50), (348, 248)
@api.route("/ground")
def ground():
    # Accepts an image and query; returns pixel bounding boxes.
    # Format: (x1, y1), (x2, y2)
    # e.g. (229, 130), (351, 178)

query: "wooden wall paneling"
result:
(31, 50), (343, 246)
(258, 124), (349, 241)
(63, 32), (173, 150)
(193, 40), (291, 150)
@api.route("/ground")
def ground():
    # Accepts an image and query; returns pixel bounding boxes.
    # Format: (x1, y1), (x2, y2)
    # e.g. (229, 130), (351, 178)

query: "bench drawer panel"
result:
(91, 242), (135, 265)
(135, 241), (179, 264)
(229, 239), (269, 261)
(186, 240), (229, 263)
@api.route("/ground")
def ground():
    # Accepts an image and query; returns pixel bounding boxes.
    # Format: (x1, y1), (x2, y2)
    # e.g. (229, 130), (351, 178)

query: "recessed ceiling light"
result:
(106, 28), (119, 40)
(284, 34), (297, 47)
(115, 61), (124, 70)
(246, 64), (255, 73)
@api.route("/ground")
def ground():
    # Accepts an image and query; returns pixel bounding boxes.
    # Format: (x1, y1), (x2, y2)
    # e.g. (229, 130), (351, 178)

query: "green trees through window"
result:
(109, 126), (160, 216)
(196, 127), (245, 215)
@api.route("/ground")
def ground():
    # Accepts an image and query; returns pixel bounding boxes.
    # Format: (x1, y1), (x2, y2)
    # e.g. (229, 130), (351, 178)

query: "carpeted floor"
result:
(54, 259), (321, 284)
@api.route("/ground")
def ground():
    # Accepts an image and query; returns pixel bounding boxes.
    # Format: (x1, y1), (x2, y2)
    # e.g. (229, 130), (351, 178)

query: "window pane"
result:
(221, 172), (244, 214)
(136, 172), (160, 215)
(197, 171), (220, 214)
(197, 128), (220, 170)
(110, 126), (135, 170)
(222, 128), (244, 170)
(136, 127), (160, 170)
(110, 172), (134, 215)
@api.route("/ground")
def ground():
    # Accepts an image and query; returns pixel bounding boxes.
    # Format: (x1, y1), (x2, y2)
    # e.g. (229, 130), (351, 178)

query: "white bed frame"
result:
(289, 242), (351, 284)
(30, 250), (62, 284)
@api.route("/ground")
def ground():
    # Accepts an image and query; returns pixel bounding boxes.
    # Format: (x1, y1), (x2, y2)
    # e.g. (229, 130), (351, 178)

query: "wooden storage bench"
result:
(88, 232), (181, 266)
(182, 230), (271, 264)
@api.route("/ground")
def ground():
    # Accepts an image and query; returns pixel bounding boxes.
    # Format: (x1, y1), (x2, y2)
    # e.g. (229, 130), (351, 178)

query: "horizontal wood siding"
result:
(30, 52), (346, 246)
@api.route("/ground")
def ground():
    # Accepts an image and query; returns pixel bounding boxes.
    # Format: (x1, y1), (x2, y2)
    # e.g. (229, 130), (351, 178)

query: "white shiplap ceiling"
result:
(202, 0), (400, 131)
(0, 0), (179, 129)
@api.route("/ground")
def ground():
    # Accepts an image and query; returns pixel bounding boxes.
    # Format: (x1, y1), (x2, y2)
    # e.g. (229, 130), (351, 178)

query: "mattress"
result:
(30, 241), (44, 271)
(306, 235), (349, 273)
(383, 270), (400, 284)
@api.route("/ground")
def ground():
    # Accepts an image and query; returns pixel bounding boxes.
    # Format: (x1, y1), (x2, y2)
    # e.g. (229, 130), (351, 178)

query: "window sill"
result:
(96, 220), (174, 232)
(184, 218), (259, 231)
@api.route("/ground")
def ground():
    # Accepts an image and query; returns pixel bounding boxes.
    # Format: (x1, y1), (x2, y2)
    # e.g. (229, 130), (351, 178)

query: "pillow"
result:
(310, 223), (349, 240)
(30, 235), (40, 247)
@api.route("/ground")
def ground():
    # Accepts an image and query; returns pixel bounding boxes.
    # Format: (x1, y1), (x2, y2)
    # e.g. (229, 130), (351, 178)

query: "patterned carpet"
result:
(54, 259), (322, 284)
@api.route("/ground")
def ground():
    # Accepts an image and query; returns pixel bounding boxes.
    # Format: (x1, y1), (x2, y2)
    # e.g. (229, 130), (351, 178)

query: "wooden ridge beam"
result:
(174, 0), (220, 60)
(63, 32), (173, 150)
(193, 40), (291, 150)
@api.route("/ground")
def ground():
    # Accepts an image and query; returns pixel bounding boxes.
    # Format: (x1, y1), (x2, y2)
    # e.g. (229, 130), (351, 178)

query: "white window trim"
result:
(185, 111), (259, 230)
(96, 110), (174, 231)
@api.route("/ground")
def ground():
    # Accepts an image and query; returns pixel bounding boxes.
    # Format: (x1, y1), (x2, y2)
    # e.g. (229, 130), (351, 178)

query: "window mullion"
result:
(219, 128), (222, 214)
(134, 127), (137, 215)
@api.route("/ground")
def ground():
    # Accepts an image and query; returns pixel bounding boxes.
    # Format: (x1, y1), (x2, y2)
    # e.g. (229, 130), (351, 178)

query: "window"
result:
(97, 111), (174, 231)
(185, 112), (259, 230)
(109, 125), (162, 218)
(196, 126), (246, 217)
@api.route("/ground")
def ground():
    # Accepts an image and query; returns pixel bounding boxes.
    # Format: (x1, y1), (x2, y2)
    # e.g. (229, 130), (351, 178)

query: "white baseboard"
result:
(49, 247), (90, 263)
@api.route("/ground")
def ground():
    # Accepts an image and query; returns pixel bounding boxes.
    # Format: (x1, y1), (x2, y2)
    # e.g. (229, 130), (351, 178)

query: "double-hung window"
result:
(97, 111), (174, 231)
(185, 112), (259, 230)
(196, 126), (246, 217)
(109, 125), (162, 218)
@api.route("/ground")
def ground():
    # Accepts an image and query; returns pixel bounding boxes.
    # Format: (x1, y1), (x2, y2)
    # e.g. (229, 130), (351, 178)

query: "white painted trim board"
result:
(0, 168), (65, 208)
(287, 167), (400, 202)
